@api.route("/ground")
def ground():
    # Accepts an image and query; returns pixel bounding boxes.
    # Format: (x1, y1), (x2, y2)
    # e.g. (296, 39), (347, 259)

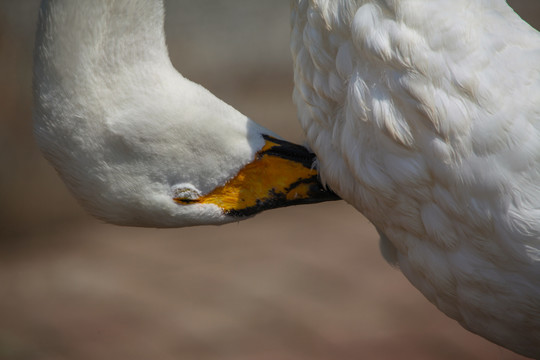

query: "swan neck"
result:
(35, 0), (170, 80)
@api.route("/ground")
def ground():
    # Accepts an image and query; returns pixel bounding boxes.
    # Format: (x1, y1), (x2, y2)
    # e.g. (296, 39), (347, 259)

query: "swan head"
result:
(34, 101), (339, 228)
(33, 67), (340, 227)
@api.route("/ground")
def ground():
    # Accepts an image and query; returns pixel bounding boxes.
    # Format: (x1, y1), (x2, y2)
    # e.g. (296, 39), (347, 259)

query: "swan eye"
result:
(172, 184), (202, 204)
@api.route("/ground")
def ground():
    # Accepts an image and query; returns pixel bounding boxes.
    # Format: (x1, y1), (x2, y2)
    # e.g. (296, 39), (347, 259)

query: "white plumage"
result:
(33, 0), (540, 357)
(34, 0), (333, 227)
(291, 0), (540, 357)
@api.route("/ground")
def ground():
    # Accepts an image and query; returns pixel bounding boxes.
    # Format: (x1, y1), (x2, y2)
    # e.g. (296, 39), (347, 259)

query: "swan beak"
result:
(173, 135), (340, 217)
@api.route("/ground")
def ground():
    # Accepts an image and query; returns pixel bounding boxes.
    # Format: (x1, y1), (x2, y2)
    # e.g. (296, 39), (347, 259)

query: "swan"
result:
(33, 0), (540, 358)
(33, 0), (338, 227)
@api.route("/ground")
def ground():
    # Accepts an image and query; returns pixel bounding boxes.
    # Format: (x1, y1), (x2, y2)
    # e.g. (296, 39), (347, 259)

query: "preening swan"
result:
(33, 0), (337, 227)
(33, 0), (540, 358)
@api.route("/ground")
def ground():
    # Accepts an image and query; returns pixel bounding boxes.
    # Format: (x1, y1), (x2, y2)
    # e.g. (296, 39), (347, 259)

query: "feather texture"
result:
(291, 0), (540, 356)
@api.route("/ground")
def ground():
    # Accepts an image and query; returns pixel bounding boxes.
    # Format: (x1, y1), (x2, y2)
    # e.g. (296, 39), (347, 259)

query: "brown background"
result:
(1, 1), (538, 359)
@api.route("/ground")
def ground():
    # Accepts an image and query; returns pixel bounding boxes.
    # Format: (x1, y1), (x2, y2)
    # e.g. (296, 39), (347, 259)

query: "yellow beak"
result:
(173, 135), (340, 217)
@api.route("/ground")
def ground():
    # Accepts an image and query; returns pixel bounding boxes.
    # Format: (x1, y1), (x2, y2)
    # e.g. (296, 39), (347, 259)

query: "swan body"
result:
(33, 0), (336, 227)
(291, 0), (540, 357)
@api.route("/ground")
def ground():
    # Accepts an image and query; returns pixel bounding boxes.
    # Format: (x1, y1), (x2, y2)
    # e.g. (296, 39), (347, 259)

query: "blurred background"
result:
(0, 1), (538, 359)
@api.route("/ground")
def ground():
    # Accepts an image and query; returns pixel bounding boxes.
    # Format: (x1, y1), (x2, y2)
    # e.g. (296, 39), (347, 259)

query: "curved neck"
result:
(35, 0), (171, 88)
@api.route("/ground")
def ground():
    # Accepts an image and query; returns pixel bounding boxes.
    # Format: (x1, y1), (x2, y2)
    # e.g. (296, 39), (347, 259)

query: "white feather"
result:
(291, 0), (540, 357)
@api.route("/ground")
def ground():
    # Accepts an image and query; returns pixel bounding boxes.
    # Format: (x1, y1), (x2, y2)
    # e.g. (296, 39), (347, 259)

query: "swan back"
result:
(291, 0), (540, 356)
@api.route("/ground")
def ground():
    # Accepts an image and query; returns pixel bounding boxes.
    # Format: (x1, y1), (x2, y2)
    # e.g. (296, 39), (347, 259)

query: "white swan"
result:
(33, 0), (337, 227)
(33, 0), (540, 358)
